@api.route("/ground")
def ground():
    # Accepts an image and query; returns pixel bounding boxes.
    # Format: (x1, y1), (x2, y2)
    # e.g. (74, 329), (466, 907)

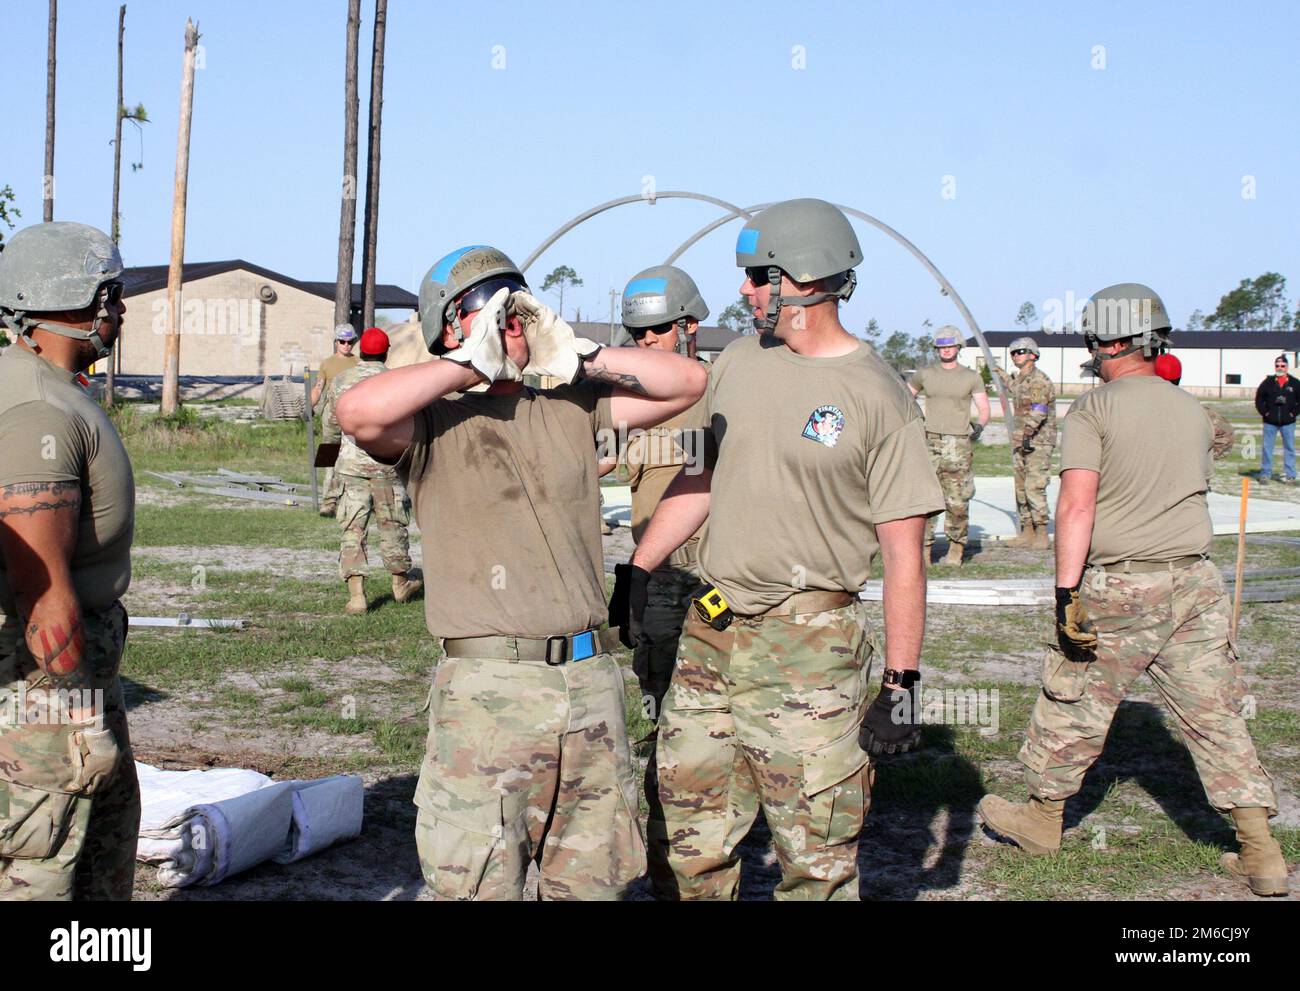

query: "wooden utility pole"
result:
(334, 0), (361, 331)
(161, 19), (200, 417)
(44, 0), (57, 221)
(360, 0), (387, 330)
(105, 4), (126, 407)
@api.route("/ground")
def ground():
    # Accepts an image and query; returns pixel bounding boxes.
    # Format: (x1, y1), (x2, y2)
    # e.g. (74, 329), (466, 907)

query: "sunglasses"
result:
(629, 321), (677, 340)
(455, 277), (528, 319)
(744, 266), (774, 286)
(100, 281), (124, 306)
(1011, 349), (1032, 356)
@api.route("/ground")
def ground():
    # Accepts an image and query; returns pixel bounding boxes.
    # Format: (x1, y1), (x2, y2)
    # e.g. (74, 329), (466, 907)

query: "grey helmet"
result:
(1008, 336), (1040, 357)
(1079, 282), (1171, 357)
(622, 265), (708, 354)
(334, 323), (359, 342)
(418, 245), (527, 355)
(933, 325), (965, 349)
(0, 221), (124, 358)
(735, 198), (862, 332)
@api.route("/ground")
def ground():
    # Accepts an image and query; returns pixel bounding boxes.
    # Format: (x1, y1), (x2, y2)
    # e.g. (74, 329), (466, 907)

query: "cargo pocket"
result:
(413, 779), (505, 901)
(1217, 635), (1250, 715)
(0, 781), (77, 860)
(800, 727), (872, 851)
(1041, 642), (1091, 703)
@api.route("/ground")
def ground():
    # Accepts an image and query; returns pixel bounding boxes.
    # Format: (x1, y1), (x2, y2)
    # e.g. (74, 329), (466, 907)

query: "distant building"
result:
(972, 330), (1300, 398)
(115, 260), (416, 378)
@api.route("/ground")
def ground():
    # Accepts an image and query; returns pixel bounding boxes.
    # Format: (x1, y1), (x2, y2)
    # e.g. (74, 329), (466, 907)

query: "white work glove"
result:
(509, 291), (601, 385)
(441, 287), (521, 393)
(68, 720), (122, 795)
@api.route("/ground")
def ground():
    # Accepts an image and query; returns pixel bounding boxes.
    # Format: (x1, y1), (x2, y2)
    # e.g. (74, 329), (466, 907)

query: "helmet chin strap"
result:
(754, 267), (856, 333)
(6, 310), (114, 359)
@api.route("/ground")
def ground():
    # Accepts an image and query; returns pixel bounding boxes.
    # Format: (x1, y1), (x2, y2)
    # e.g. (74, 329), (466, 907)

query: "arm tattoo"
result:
(581, 366), (647, 394)
(27, 620), (93, 690)
(0, 498), (80, 520)
(1, 480), (79, 498)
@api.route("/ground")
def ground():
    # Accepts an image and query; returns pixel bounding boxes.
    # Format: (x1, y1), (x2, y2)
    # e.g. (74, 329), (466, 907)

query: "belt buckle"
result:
(544, 636), (569, 666)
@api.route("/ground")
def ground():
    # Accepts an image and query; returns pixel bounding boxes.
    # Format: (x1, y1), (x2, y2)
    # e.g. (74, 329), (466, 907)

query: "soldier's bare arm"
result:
(972, 389), (991, 426)
(631, 466), (713, 573)
(337, 359), (482, 462)
(0, 480), (96, 704)
(583, 348), (707, 431)
(876, 515), (927, 673)
(1054, 468), (1099, 588)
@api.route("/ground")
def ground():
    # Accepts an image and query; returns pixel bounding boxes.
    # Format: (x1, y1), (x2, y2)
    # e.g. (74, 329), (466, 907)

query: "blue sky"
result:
(3, 0), (1297, 336)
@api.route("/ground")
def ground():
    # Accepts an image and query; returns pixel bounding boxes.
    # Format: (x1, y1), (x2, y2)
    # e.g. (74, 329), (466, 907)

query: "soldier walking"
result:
(311, 325), (360, 517)
(910, 330), (990, 565)
(608, 264), (710, 898)
(630, 200), (945, 900)
(0, 223), (139, 900)
(979, 284), (1289, 897)
(995, 337), (1057, 549)
(330, 327), (422, 615)
(337, 245), (706, 900)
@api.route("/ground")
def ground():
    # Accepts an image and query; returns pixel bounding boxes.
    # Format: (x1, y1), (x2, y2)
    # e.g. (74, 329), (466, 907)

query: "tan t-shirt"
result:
(625, 366), (709, 568)
(912, 363), (985, 436)
(399, 383), (615, 639)
(1059, 375), (1213, 566)
(319, 353), (358, 391)
(699, 336), (945, 616)
(331, 361), (396, 479)
(0, 344), (135, 616)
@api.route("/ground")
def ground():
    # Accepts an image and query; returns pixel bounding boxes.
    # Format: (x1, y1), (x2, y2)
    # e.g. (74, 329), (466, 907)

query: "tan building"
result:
(115, 260), (416, 378)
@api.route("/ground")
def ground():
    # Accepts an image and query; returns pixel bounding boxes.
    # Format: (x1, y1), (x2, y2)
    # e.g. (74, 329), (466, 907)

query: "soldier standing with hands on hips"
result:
(625, 199), (945, 900)
(979, 284), (1289, 897)
(337, 245), (705, 900)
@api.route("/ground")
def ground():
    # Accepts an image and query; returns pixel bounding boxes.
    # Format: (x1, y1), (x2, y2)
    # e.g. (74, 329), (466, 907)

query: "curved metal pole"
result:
(520, 191), (755, 273)
(666, 202), (1016, 451)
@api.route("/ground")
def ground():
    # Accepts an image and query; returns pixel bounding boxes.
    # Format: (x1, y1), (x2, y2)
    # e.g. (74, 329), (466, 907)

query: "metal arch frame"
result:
(523, 191), (1013, 447)
(520, 192), (755, 274)
(666, 201), (1015, 439)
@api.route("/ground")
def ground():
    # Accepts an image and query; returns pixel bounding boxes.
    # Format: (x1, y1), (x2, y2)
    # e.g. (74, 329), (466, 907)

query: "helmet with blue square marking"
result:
(418, 245), (526, 355)
(621, 265), (709, 330)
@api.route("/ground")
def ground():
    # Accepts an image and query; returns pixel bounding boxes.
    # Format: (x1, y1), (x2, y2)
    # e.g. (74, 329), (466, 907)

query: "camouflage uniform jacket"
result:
(1203, 404), (1235, 461)
(330, 362), (396, 479)
(1007, 364), (1057, 447)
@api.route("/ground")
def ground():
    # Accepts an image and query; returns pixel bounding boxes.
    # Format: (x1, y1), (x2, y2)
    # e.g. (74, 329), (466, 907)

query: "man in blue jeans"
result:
(1255, 355), (1299, 484)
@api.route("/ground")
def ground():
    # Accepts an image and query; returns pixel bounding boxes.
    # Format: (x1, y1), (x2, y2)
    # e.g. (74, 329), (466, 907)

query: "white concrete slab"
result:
(600, 478), (1300, 541)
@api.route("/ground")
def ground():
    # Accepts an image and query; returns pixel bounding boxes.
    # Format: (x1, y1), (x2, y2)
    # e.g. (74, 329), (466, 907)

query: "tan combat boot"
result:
(345, 575), (367, 615)
(942, 541), (965, 566)
(391, 572), (423, 604)
(1220, 807), (1289, 896)
(1005, 521), (1032, 548)
(978, 794), (1064, 855)
(1028, 523), (1051, 550)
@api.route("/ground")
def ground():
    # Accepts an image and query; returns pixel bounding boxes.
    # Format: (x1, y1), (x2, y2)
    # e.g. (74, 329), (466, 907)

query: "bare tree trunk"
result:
(334, 0), (361, 331)
(360, 0), (387, 330)
(161, 19), (200, 417)
(105, 3), (126, 407)
(44, 0), (56, 222)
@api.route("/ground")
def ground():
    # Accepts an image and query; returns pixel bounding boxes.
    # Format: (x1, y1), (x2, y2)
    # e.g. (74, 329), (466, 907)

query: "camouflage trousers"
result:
(320, 416), (343, 510)
(628, 555), (698, 899)
(0, 603), (139, 901)
(1020, 559), (1278, 813)
(657, 601), (876, 900)
(923, 431), (975, 545)
(414, 648), (645, 900)
(337, 473), (412, 580)
(1012, 441), (1054, 528)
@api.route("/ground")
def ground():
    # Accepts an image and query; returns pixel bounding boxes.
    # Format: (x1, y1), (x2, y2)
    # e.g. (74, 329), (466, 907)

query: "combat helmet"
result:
(1079, 282), (1171, 360)
(734, 198), (862, 332)
(1008, 336), (1040, 357)
(933, 325), (965, 350)
(418, 245), (527, 355)
(0, 221), (124, 359)
(622, 265), (709, 353)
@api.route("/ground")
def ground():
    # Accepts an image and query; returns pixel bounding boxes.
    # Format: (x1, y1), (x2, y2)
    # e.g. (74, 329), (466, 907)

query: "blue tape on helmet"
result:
(624, 277), (668, 297)
(934, 335), (960, 347)
(430, 245), (490, 284)
(736, 229), (760, 254)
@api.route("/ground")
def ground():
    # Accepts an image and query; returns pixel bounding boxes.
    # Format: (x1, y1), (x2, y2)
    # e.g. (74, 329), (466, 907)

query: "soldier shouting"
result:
(337, 245), (706, 900)
(979, 283), (1289, 897)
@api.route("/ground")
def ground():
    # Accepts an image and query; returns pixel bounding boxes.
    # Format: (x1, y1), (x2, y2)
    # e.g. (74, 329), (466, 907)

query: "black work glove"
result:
(1055, 586), (1097, 664)
(970, 422), (984, 444)
(858, 673), (922, 756)
(610, 563), (651, 649)
(1019, 436), (1035, 454)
